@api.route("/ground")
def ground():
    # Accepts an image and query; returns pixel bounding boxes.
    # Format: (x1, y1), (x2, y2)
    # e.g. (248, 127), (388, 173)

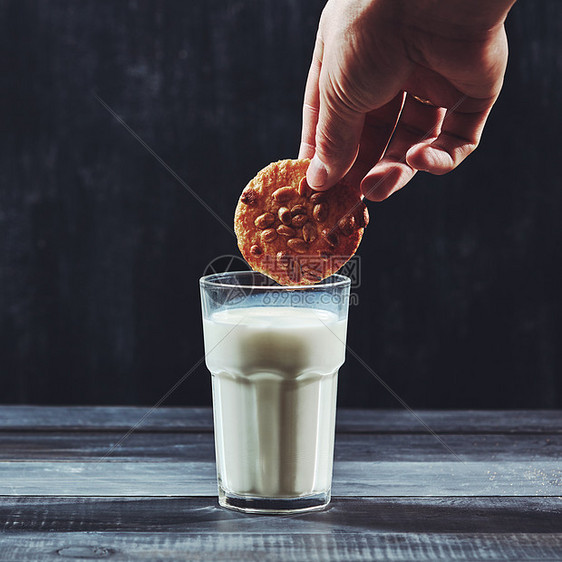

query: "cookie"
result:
(234, 159), (369, 285)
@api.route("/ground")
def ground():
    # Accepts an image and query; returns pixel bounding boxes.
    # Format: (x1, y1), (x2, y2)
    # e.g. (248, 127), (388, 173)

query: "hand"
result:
(299, 0), (516, 201)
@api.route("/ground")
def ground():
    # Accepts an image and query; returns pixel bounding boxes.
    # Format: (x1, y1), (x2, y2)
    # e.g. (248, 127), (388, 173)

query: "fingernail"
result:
(362, 181), (379, 199)
(406, 145), (452, 172)
(361, 177), (383, 201)
(361, 164), (404, 202)
(307, 155), (328, 189)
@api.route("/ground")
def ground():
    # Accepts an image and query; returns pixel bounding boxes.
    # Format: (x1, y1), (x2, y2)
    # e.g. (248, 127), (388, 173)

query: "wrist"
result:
(387, 0), (516, 39)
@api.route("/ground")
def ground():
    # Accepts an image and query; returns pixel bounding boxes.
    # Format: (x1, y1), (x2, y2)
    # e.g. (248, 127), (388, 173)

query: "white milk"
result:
(203, 306), (347, 498)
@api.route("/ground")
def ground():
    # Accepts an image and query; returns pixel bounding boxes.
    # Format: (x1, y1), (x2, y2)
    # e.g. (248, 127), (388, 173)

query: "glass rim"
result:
(199, 271), (351, 291)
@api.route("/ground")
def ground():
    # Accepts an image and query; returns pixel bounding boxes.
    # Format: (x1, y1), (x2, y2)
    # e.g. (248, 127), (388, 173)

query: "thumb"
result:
(307, 77), (365, 191)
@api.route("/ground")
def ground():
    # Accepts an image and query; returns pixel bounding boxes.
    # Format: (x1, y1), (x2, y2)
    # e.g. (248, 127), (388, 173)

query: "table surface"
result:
(0, 406), (561, 561)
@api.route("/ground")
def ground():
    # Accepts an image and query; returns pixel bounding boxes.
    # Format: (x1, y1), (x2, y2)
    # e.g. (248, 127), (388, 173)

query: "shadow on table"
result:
(298, 497), (562, 534)
(2, 497), (561, 534)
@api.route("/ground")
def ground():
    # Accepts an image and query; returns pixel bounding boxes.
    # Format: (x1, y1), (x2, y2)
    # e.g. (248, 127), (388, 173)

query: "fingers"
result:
(361, 93), (495, 201)
(300, 1), (406, 192)
(361, 94), (445, 201)
(406, 99), (494, 174)
(298, 36), (323, 161)
(302, 14), (369, 191)
(343, 94), (404, 190)
(306, 69), (366, 190)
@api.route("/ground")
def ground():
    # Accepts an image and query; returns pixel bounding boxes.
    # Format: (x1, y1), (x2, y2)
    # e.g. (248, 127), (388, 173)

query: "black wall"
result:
(1, 0), (560, 408)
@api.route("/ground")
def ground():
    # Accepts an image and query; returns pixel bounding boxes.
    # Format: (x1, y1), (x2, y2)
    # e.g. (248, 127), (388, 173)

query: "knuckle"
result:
(315, 126), (345, 160)
(434, 133), (480, 171)
(454, 141), (479, 165)
(315, 93), (361, 164)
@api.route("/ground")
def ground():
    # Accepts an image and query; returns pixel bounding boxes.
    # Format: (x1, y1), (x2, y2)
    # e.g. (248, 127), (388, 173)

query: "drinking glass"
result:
(200, 271), (350, 514)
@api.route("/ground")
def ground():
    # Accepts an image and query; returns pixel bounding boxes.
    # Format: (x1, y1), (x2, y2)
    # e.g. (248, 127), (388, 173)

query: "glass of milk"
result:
(200, 271), (350, 514)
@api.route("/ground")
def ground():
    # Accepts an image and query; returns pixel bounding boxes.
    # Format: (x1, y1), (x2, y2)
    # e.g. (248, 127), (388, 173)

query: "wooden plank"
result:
(0, 406), (214, 432)
(335, 409), (562, 435)
(334, 433), (562, 461)
(1, 497), (561, 533)
(0, 461), (216, 497)
(0, 406), (561, 433)
(0, 461), (560, 497)
(0, 531), (561, 561)
(0, 432), (216, 461)
(0, 432), (560, 462)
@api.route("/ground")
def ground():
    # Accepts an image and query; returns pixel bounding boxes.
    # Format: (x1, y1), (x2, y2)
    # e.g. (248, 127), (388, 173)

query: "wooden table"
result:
(0, 407), (561, 560)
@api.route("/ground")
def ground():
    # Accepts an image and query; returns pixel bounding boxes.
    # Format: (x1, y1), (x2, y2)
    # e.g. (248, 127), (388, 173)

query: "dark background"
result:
(1, 0), (560, 408)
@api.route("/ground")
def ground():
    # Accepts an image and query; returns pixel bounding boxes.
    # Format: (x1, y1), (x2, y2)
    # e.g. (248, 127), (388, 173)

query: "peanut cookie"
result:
(234, 158), (369, 285)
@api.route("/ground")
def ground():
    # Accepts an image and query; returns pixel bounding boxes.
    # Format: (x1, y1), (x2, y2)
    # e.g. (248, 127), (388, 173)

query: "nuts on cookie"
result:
(234, 158), (368, 285)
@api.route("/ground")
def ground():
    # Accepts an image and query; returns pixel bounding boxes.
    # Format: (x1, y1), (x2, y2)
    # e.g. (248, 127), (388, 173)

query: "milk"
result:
(203, 306), (347, 499)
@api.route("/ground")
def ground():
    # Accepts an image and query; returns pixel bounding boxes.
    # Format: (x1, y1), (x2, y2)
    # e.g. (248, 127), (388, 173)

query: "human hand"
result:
(298, 0), (516, 201)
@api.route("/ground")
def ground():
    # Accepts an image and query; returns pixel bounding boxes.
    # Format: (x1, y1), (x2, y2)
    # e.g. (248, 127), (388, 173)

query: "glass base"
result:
(218, 488), (330, 514)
